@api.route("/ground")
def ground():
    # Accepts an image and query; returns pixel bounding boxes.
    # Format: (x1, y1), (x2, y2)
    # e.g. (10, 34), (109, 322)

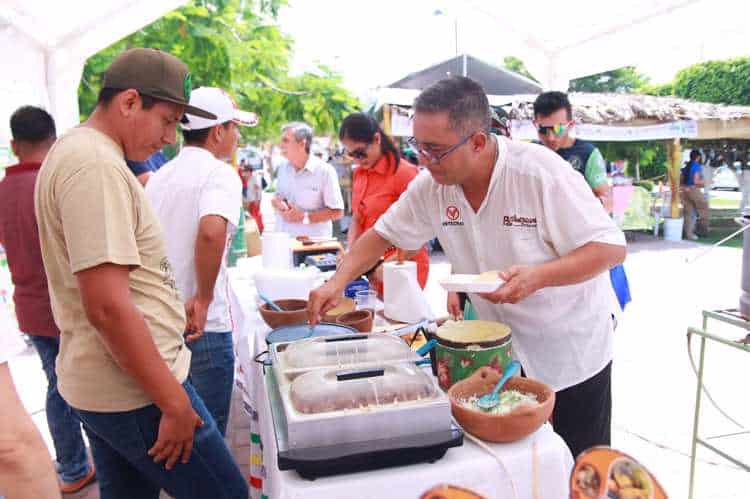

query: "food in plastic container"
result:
(289, 363), (438, 414)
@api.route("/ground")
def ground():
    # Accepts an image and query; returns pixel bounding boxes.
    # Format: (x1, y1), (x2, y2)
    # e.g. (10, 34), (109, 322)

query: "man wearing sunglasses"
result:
(534, 91), (631, 315)
(308, 76), (626, 458)
(533, 91), (611, 211)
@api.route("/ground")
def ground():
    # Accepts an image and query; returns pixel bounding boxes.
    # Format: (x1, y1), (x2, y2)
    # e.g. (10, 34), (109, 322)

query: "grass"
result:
(696, 225), (744, 249)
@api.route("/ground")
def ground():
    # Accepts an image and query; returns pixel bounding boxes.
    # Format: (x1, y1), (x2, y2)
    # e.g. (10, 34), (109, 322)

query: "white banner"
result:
(512, 120), (699, 142)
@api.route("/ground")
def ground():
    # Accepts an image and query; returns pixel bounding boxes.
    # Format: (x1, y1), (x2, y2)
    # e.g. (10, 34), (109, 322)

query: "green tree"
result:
(502, 56), (538, 82)
(670, 57), (750, 105)
(569, 66), (650, 93)
(78, 0), (360, 143)
(597, 141), (668, 181)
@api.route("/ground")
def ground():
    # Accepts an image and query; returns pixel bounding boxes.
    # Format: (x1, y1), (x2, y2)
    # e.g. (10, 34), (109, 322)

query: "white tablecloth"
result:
(228, 267), (574, 499)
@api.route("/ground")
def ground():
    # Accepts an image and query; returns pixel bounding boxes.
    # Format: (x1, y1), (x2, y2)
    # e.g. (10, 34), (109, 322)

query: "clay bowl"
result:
(336, 310), (373, 333)
(448, 366), (555, 443)
(259, 299), (308, 329)
(322, 297), (356, 323)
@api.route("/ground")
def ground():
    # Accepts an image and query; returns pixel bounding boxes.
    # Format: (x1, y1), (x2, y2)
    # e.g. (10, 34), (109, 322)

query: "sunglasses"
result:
(346, 147), (369, 160)
(537, 123), (569, 137)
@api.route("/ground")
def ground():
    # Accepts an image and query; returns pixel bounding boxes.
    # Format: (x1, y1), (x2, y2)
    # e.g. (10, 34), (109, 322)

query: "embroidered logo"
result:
(502, 215), (537, 228)
(442, 205), (464, 227)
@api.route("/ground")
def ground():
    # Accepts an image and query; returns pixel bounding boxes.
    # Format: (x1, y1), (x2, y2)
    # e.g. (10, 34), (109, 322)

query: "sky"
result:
(277, 0), (750, 98)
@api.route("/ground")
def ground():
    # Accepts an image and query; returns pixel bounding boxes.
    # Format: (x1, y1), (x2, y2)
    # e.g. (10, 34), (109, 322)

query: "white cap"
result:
(181, 87), (258, 130)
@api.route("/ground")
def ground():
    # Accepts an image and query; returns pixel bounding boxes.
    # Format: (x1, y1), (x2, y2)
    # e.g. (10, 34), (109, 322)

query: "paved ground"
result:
(7, 231), (749, 498)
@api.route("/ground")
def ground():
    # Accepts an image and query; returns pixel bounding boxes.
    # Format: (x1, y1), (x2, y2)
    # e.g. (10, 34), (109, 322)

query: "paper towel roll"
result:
(261, 232), (292, 270)
(383, 261), (435, 323)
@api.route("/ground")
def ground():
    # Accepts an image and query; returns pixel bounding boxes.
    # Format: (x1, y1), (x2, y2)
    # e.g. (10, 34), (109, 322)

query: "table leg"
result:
(688, 334), (707, 499)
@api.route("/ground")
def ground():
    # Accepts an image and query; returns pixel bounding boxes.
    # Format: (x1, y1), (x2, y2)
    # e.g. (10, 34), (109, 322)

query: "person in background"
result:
(339, 112), (429, 297)
(34, 48), (248, 499)
(533, 91), (611, 212)
(0, 306), (61, 499)
(681, 149), (710, 240)
(238, 158), (250, 198)
(245, 166), (265, 233)
(272, 122), (344, 237)
(0, 106), (96, 494)
(534, 91), (630, 313)
(146, 87), (253, 436)
(126, 149), (168, 186)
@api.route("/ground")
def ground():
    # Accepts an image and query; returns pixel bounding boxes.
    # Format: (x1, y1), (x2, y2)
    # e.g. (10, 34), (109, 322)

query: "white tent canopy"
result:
(3, 0), (750, 144)
(0, 0), (186, 145)
(479, 0), (750, 91)
(282, 0), (750, 99)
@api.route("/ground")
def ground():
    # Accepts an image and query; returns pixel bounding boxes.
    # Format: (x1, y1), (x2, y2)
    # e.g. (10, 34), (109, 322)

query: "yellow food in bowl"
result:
(437, 320), (510, 343)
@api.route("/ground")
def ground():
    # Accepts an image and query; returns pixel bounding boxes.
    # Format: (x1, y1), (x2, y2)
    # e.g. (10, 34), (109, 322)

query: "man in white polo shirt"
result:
(146, 87), (256, 436)
(272, 122), (344, 237)
(308, 76), (626, 458)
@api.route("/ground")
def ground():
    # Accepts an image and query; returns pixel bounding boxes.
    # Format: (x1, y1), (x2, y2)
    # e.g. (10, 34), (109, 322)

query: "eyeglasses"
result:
(406, 131), (478, 165)
(346, 146), (369, 160)
(536, 123), (569, 137)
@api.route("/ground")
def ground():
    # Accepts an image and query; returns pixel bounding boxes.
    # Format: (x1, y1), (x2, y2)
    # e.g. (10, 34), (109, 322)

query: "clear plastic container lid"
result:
(289, 363), (438, 414)
(281, 334), (416, 371)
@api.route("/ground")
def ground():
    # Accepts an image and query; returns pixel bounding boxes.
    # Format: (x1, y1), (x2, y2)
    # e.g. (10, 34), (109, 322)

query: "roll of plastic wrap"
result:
(383, 261), (435, 323)
(261, 232), (292, 270)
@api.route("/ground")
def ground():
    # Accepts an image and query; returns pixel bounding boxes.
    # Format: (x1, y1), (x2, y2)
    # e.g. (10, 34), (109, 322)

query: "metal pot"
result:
(265, 322), (357, 345)
(425, 321), (513, 390)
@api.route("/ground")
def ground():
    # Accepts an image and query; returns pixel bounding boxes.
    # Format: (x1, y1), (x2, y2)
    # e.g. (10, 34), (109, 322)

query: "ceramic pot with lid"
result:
(426, 320), (512, 390)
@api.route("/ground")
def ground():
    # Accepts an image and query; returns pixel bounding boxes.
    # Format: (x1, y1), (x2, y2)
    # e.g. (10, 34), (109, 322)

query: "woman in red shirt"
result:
(339, 113), (429, 297)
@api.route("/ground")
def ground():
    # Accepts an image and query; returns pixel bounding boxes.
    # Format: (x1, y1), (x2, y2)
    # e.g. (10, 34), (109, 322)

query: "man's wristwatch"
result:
(303, 212), (310, 225)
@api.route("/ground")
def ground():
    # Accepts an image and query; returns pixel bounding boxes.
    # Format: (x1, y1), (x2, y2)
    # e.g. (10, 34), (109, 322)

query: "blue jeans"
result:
(74, 382), (247, 499)
(28, 335), (91, 483)
(187, 331), (235, 436)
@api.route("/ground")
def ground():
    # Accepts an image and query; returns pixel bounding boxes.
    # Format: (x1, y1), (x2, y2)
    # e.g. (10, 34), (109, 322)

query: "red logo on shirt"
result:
(446, 205), (460, 221)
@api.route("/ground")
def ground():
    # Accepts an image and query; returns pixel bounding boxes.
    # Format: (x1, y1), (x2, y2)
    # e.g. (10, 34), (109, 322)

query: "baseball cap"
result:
(102, 48), (216, 120)
(180, 87), (258, 130)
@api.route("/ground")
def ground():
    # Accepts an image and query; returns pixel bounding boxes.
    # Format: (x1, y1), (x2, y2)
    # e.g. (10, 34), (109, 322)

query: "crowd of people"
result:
(0, 43), (646, 498)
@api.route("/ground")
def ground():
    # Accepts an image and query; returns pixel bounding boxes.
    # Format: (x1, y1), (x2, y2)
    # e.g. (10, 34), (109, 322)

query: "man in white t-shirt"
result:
(309, 77), (626, 458)
(272, 122), (344, 237)
(146, 87), (255, 436)
(0, 307), (60, 498)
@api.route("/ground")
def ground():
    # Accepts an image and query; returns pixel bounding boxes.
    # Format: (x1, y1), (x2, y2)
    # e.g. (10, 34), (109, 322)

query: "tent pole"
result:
(383, 104), (392, 136)
(455, 17), (459, 58)
(667, 138), (682, 219)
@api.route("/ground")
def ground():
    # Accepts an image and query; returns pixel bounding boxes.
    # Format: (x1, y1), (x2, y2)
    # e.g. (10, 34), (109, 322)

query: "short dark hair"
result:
(97, 87), (157, 110)
(690, 149), (702, 161)
(533, 91), (572, 120)
(413, 76), (491, 135)
(10, 106), (56, 144)
(339, 112), (400, 168)
(281, 122), (314, 154)
(182, 122), (231, 146)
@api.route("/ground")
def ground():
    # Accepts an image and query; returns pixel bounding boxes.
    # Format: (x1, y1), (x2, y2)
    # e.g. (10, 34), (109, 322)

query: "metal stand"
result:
(687, 309), (750, 499)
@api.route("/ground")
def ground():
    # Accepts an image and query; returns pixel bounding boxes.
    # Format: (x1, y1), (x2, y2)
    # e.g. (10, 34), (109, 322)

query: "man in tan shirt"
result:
(34, 48), (247, 499)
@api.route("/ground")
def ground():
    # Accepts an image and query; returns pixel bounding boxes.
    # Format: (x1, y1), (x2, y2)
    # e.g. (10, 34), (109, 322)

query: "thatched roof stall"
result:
(504, 93), (750, 141)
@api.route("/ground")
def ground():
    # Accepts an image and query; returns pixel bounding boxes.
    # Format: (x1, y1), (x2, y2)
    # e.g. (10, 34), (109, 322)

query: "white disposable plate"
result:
(438, 274), (504, 293)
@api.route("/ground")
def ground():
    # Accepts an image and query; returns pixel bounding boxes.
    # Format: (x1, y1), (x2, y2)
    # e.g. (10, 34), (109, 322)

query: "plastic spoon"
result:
(476, 360), (521, 411)
(258, 293), (283, 312)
